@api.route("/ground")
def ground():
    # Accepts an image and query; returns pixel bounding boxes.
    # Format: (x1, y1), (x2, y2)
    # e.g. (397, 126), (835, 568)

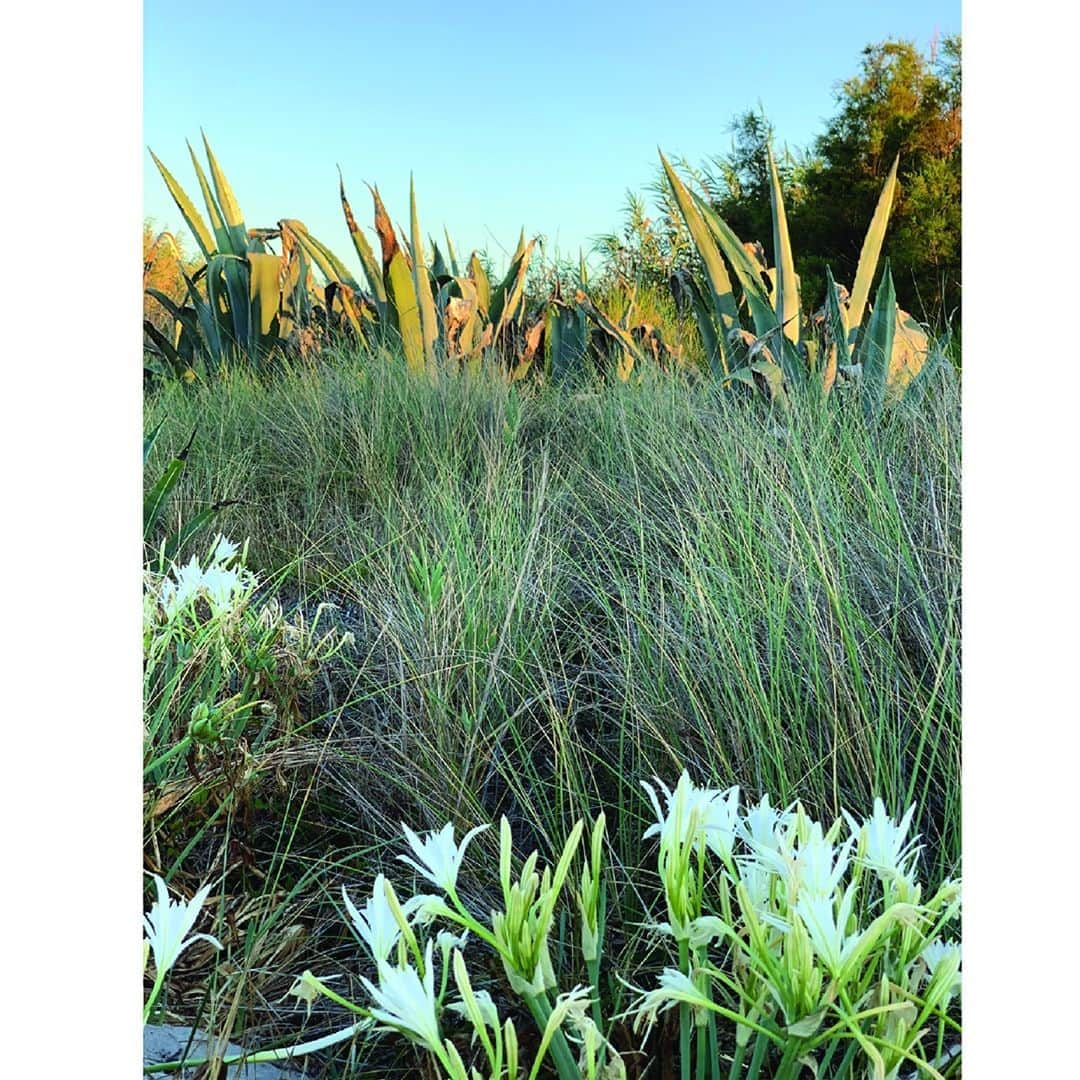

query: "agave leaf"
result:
(749, 358), (788, 406)
(576, 292), (645, 381)
(386, 251), (425, 373)
(325, 281), (366, 342)
(901, 331), (947, 406)
(469, 253), (491, 314)
(186, 141), (234, 255)
(510, 318), (545, 382)
(177, 268), (224, 366)
(489, 236), (535, 341)
(409, 175), (439, 370)
(284, 220), (362, 292)
(148, 150), (215, 260)
(821, 268), (850, 396)
(201, 132), (248, 253)
(858, 261), (896, 419)
(658, 151), (739, 360)
(143, 320), (195, 381)
(683, 273), (725, 377)
(444, 229), (460, 277)
(206, 252), (254, 360)
(766, 144), (800, 344)
(338, 171), (387, 312)
(689, 190), (779, 339)
(368, 184), (399, 272)
(848, 155), (899, 341)
(430, 240), (450, 282)
(887, 309), (930, 401)
(247, 252), (282, 337)
(446, 277), (480, 359)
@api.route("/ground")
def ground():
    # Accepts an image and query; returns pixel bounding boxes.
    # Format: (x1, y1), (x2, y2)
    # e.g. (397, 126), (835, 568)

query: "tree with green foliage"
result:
(797, 36), (961, 324)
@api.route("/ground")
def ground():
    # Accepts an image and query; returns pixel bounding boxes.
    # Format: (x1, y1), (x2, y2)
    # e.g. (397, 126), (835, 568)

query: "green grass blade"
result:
(144, 428), (196, 540)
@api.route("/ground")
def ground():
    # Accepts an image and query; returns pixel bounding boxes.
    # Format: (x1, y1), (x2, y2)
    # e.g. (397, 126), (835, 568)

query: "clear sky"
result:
(144, 0), (959, 276)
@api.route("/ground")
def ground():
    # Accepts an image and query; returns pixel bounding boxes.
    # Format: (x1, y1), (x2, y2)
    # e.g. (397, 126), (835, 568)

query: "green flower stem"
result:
(587, 953), (603, 1033)
(745, 1032), (769, 1080)
(445, 886), (500, 950)
(143, 969), (168, 1024)
(679, 937), (691, 1080)
(707, 1016), (720, 1080)
(144, 734), (193, 777)
(525, 991), (580, 1080)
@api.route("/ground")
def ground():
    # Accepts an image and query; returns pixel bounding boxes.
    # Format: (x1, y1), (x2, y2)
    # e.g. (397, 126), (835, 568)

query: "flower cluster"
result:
(146, 535), (256, 624)
(632, 772), (961, 1078)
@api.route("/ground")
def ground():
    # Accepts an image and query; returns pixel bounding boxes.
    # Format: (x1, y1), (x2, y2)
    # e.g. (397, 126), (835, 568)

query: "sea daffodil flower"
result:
(143, 874), (222, 1022)
(844, 798), (921, 884)
(361, 940), (443, 1055)
(399, 822), (489, 896)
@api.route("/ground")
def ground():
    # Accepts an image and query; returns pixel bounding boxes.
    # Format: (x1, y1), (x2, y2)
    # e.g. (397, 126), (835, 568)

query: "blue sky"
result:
(144, 0), (959, 275)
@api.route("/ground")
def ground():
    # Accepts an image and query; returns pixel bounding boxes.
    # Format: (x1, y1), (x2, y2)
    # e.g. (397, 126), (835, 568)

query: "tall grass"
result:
(145, 351), (959, 1068)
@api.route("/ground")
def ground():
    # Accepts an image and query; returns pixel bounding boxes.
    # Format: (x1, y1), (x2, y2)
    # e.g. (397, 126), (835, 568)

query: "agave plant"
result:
(335, 171), (547, 378)
(660, 147), (937, 414)
(145, 134), (358, 376)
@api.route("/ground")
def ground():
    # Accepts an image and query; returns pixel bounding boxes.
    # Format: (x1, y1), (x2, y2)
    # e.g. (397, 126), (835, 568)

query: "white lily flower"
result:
(739, 794), (795, 854)
(642, 771), (740, 857)
(143, 874), (222, 978)
(360, 940), (443, 1055)
(737, 857), (780, 915)
(398, 822), (489, 894)
(844, 798), (921, 883)
(154, 539), (255, 620)
(211, 535), (240, 563)
(919, 939), (962, 1001)
(794, 886), (862, 978)
(158, 556), (205, 618)
(631, 968), (713, 1034)
(447, 987), (501, 1032)
(750, 821), (852, 900)
(342, 876), (401, 963)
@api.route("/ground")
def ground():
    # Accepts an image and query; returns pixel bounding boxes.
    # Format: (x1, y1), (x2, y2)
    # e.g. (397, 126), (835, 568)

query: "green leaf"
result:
(858, 261), (896, 420)
(690, 190), (779, 339)
(201, 131), (248, 254)
(144, 428), (196, 541)
(409, 175), (439, 370)
(766, 144), (800, 344)
(848, 155), (899, 341)
(658, 151), (739, 356)
(144, 420), (164, 466)
(148, 150), (215, 260)
(386, 251), (425, 373)
(186, 141), (232, 256)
